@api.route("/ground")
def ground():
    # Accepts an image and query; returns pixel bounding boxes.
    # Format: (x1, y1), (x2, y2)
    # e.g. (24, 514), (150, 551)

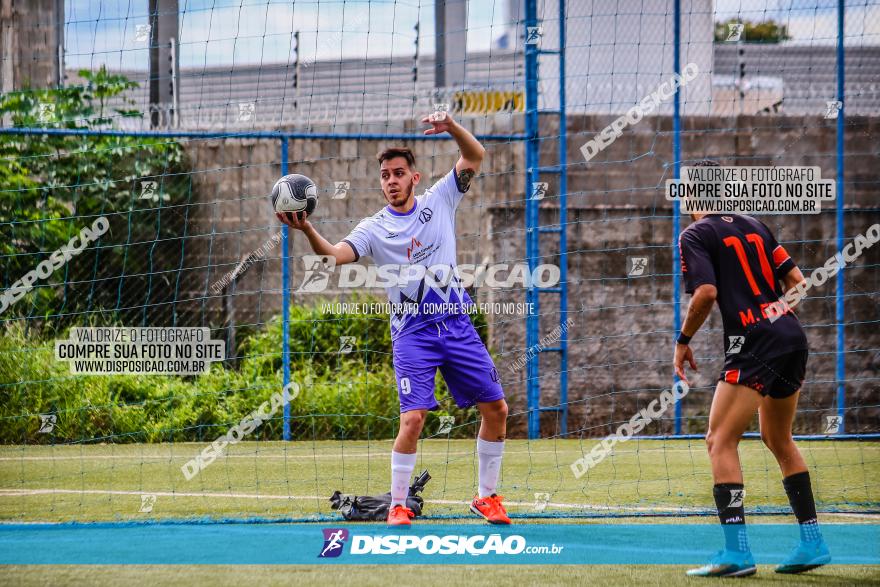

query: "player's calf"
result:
(389, 410), (426, 525)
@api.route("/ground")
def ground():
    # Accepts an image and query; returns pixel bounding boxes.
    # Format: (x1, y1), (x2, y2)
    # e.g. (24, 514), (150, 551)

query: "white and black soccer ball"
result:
(271, 174), (317, 219)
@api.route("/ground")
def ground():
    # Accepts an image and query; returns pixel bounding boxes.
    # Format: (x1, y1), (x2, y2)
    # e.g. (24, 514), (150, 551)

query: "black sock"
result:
(713, 483), (749, 552)
(783, 471), (823, 542)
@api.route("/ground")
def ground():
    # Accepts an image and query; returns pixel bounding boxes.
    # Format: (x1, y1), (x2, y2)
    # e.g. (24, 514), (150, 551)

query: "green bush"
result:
(0, 300), (489, 443)
(0, 67), (191, 331)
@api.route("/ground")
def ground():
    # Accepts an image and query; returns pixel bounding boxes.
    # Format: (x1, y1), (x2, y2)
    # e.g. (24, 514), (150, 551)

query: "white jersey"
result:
(343, 168), (474, 340)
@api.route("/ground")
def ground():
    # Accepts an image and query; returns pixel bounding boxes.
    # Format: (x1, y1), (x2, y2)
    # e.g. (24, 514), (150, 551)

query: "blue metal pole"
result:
(835, 0), (846, 434)
(524, 0), (540, 439)
(281, 136), (291, 441)
(558, 0), (568, 436)
(672, 0), (683, 435)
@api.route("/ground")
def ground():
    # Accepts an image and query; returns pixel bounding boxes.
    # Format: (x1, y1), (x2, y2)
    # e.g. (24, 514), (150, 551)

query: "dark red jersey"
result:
(679, 214), (808, 362)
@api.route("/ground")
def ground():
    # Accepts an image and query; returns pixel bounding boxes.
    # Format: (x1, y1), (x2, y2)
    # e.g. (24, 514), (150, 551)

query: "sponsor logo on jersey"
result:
(406, 238), (423, 260)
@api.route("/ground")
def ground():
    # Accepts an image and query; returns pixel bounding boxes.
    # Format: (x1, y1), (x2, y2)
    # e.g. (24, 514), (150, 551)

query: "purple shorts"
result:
(392, 313), (505, 412)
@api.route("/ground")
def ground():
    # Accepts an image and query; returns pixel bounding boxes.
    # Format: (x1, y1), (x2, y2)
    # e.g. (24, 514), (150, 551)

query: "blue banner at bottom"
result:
(0, 523), (877, 565)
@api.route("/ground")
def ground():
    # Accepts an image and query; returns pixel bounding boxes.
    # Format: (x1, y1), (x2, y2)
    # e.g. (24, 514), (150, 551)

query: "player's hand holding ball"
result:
(272, 173), (317, 230)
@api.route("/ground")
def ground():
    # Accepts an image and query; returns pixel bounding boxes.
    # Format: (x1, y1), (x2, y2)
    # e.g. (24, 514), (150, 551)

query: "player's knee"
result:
(480, 399), (508, 424)
(399, 410), (427, 434)
(704, 429), (716, 454)
(761, 430), (794, 455)
(705, 428), (737, 457)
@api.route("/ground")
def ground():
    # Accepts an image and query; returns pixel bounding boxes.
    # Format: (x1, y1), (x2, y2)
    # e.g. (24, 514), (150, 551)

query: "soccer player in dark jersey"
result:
(673, 161), (830, 577)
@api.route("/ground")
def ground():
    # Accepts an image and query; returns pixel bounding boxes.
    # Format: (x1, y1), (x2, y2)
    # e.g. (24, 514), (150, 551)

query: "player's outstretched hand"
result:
(673, 343), (698, 384)
(421, 110), (455, 135)
(276, 211), (310, 231)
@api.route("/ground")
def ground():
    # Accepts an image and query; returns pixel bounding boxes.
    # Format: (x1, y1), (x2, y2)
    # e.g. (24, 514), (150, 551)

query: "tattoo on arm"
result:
(458, 167), (476, 192)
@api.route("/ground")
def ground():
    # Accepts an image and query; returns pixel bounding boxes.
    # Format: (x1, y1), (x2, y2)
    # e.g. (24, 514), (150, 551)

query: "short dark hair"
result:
(377, 147), (416, 169)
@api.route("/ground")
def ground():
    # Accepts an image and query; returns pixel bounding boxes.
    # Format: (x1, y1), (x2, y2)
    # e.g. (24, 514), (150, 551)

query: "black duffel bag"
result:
(329, 469), (431, 521)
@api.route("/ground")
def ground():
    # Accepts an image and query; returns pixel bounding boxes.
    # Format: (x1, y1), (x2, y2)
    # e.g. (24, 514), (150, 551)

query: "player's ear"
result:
(411, 171), (421, 185)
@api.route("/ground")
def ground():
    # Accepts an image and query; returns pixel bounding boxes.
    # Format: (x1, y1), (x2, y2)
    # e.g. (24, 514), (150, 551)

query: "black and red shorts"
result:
(719, 349), (808, 399)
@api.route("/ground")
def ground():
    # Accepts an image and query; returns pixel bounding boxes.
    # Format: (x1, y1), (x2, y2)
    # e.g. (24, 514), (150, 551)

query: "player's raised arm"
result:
(275, 212), (357, 265)
(421, 110), (485, 191)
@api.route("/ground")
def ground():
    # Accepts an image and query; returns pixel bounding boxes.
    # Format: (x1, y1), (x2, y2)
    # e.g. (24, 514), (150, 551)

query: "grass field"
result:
(1, 439), (878, 586)
(1, 439), (877, 521)
(4, 564), (880, 587)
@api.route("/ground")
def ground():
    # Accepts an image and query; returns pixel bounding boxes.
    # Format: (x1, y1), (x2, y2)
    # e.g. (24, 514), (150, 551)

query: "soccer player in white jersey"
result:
(277, 111), (510, 526)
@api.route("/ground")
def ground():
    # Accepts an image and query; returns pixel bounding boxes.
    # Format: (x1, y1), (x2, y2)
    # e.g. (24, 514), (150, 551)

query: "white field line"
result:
(0, 488), (699, 512)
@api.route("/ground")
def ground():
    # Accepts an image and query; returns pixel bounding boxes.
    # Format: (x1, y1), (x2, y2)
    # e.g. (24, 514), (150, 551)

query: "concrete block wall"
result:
(163, 114), (877, 437)
(489, 206), (880, 438)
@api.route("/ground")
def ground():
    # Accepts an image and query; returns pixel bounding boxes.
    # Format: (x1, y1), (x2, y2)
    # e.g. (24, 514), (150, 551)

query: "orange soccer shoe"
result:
(387, 504), (415, 526)
(470, 494), (511, 525)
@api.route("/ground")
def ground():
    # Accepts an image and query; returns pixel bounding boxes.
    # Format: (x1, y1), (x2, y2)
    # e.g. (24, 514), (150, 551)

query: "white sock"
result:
(477, 438), (505, 498)
(390, 451), (417, 507)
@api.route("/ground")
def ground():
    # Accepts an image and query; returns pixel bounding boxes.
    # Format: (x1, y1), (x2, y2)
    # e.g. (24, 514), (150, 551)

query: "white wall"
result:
(518, 0), (715, 115)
